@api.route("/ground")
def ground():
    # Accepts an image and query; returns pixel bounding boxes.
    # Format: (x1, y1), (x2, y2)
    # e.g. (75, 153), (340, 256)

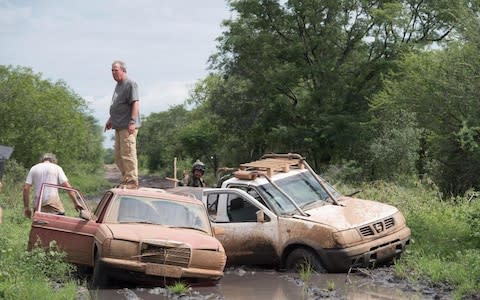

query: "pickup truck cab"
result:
(170, 153), (410, 272)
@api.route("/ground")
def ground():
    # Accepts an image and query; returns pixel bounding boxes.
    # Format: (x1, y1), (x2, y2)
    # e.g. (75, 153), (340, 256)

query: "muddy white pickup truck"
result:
(170, 153), (411, 273)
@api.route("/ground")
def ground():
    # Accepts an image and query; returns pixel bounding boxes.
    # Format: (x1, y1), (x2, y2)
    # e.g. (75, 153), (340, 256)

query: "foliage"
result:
(370, 43), (480, 195)
(200, 0), (476, 169)
(0, 65), (104, 175)
(166, 281), (190, 294)
(0, 209), (77, 299)
(136, 1), (480, 197)
(355, 180), (480, 298)
(137, 105), (191, 174)
(298, 262), (313, 283)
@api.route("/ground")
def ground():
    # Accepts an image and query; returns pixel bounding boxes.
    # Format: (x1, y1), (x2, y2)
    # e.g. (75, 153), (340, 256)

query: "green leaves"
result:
(0, 65), (103, 174)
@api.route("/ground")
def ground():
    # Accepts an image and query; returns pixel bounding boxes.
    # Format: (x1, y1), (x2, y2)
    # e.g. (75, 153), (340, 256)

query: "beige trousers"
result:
(115, 128), (138, 186)
(42, 196), (65, 214)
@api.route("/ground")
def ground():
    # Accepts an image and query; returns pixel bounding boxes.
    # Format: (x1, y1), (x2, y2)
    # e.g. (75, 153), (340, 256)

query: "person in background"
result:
(23, 153), (82, 218)
(104, 60), (140, 189)
(182, 160), (207, 187)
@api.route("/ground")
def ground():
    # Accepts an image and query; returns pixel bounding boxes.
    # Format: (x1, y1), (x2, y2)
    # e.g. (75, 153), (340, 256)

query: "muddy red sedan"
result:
(28, 184), (226, 288)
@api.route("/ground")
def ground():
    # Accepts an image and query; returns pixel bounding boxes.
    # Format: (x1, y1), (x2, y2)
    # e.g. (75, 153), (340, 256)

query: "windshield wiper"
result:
(169, 226), (208, 234)
(301, 200), (326, 210)
(119, 220), (156, 224)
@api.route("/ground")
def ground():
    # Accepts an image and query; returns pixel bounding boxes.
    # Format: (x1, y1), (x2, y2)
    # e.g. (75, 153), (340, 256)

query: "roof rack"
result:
(236, 154), (305, 178)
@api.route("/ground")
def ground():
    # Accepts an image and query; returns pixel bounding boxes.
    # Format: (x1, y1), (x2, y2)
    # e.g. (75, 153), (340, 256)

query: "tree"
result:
(136, 105), (191, 174)
(0, 65), (103, 173)
(370, 43), (480, 195)
(202, 0), (478, 169)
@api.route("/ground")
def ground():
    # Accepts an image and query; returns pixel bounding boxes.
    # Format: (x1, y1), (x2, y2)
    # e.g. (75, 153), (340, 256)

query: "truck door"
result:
(204, 189), (279, 266)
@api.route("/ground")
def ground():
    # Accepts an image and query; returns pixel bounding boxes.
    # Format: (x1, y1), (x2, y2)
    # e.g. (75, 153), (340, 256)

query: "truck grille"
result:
(359, 217), (395, 237)
(140, 244), (191, 267)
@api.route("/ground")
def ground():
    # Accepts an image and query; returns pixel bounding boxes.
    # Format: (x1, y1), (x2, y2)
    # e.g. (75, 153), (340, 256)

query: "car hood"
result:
(294, 197), (398, 230)
(105, 224), (221, 250)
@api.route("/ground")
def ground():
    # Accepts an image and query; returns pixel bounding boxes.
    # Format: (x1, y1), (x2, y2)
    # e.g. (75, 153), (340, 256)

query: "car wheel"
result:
(285, 248), (327, 273)
(90, 254), (109, 289)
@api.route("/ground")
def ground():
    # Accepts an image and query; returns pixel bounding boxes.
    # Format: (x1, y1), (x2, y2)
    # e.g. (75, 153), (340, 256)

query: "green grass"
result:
(0, 205), (78, 300)
(166, 281), (189, 294)
(298, 262), (313, 283)
(353, 180), (480, 299)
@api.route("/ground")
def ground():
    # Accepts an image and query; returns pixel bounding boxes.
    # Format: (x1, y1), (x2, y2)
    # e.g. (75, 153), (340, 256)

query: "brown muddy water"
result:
(84, 267), (451, 300)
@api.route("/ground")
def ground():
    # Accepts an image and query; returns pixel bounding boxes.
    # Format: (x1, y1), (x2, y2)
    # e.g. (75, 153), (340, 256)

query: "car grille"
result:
(359, 217), (395, 237)
(140, 244), (191, 267)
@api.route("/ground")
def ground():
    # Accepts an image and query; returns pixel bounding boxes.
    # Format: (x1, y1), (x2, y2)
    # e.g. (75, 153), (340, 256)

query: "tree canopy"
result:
(137, 0), (480, 195)
(0, 65), (104, 174)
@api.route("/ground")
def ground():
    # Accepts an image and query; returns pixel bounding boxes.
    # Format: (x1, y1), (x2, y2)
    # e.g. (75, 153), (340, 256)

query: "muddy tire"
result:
(90, 254), (109, 289)
(285, 248), (327, 273)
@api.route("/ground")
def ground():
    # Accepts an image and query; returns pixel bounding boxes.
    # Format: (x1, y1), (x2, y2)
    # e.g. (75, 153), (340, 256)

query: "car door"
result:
(28, 185), (99, 266)
(203, 188), (280, 266)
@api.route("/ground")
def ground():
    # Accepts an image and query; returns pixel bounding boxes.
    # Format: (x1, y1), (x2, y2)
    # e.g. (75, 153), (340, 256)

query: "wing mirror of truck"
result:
(256, 210), (265, 223)
(213, 226), (225, 236)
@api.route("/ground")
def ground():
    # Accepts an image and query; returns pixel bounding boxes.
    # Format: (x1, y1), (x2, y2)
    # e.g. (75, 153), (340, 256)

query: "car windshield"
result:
(257, 171), (340, 214)
(109, 196), (211, 234)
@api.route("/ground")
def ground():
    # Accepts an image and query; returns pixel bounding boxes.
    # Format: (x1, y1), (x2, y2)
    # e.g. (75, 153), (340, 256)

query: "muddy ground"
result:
(85, 165), (456, 300)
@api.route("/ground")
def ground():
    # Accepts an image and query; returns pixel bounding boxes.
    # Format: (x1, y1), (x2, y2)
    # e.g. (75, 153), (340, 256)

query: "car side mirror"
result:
(213, 226), (225, 237)
(79, 209), (92, 221)
(256, 210), (265, 223)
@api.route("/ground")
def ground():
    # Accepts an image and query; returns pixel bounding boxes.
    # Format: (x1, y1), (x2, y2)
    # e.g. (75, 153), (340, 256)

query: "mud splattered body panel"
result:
(171, 153), (411, 272)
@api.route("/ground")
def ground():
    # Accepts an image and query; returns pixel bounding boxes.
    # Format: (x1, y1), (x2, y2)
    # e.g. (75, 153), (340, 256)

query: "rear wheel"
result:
(285, 248), (327, 273)
(90, 253), (109, 289)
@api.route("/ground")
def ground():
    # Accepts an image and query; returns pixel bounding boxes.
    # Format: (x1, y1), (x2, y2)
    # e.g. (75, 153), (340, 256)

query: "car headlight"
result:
(393, 211), (406, 226)
(333, 228), (362, 247)
(107, 240), (139, 259)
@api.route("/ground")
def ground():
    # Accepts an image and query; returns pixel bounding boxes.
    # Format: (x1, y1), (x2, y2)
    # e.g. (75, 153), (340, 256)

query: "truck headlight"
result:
(333, 229), (361, 247)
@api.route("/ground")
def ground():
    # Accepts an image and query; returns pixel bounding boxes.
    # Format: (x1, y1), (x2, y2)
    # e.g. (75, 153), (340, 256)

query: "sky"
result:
(0, 0), (232, 147)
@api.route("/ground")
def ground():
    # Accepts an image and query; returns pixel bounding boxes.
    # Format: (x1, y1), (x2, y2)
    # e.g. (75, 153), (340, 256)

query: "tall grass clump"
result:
(353, 179), (480, 299)
(0, 209), (77, 299)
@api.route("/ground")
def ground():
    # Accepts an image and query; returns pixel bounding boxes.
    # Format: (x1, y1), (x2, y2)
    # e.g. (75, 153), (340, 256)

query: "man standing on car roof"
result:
(104, 60), (140, 189)
(23, 153), (82, 218)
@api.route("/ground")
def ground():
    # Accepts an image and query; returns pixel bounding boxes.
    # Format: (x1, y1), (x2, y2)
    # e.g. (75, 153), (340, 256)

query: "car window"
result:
(38, 187), (85, 218)
(112, 196), (210, 233)
(227, 185), (272, 211)
(206, 193), (219, 217)
(227, 196), (262, 223)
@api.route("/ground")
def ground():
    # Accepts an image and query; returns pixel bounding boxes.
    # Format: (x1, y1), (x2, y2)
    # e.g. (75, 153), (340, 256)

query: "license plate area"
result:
(145, 263), (183, 278)
(376, 243), (397, 260)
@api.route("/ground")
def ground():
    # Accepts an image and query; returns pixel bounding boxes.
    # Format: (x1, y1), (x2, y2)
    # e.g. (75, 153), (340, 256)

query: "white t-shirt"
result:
(25, 161), (68, 205)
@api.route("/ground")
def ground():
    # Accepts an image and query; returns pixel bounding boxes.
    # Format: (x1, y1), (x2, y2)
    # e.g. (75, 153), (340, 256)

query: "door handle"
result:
(34, 220), (48, 225)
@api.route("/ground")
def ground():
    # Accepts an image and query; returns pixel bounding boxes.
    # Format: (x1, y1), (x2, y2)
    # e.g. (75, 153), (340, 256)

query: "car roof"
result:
(166, 186), (205, 200)
(224, 168), (308, 186)
(109, 187), (202, 205)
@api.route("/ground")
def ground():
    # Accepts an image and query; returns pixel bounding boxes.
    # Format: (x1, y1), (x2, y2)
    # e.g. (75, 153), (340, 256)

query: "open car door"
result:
(28, 183), (99, 266)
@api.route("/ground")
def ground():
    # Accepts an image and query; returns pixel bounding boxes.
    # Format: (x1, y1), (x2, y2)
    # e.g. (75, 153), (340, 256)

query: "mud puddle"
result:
(86, 267), (445, 300)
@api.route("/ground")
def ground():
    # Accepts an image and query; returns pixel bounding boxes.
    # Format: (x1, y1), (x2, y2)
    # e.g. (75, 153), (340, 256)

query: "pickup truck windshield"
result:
(257, 171), (340, 214)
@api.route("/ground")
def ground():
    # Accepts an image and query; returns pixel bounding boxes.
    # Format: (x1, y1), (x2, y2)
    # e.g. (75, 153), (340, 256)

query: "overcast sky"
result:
(0, 0), (232, 147)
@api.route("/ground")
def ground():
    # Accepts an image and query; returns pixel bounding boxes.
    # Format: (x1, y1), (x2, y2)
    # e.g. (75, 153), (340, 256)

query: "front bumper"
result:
(321, 226), (411, 272)
(100, 257), (224, 281)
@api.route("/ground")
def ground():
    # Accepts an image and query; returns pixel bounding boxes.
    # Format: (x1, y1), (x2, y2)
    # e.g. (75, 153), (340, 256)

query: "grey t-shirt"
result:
(110, 77), (140, 129)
